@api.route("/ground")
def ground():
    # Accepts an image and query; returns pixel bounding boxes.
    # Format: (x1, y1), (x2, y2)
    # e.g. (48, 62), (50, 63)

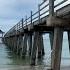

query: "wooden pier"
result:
(3, 0), (70, 70)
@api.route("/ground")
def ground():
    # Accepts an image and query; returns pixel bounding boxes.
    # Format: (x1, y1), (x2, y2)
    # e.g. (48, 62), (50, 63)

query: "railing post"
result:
(22, 18), (23, 28)
(31, 11), (32, 24)
(38, 4), (40, 24)
(31, 11), (33, 26)
(19, 23), (20, 32)
(49, 0), (54, 16)
(17, 24), (18, 34)
(26, 15), (27, 27)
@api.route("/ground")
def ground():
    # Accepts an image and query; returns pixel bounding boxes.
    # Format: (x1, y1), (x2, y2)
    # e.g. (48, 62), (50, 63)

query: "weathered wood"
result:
(31, 32), (39, 65)
(9, 37), (13, 50)
(47, 16), (69, 26)
(31, 32), (44, 65)
(49, 0), (54, 16)
(28, 34), (32, 56)
(22, 33), (28, 57)
(51, 27), (63, 70)
(11, 38), (14, 50)
(38, 34), (45, 57)
(49, 31), (54, 50)
(18, 36), (23, 55)
(18, 36), (24, 57)
(12, 37), (15, 51)
(37, 33), (42, 58)
(14, 37), (18, 52)
(68, 31), (70, 52)
(16, 37), (20, 54)
(22, 18), (23, 28)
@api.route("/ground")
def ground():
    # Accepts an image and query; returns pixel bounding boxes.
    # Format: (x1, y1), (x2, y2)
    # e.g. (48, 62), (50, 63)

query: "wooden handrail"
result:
(4, 0), (69, 37)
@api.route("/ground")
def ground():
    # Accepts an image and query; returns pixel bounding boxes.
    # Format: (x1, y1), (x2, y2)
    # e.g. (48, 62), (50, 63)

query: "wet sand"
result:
(0, 65), (50, 70)
(0, 65), (70, 70)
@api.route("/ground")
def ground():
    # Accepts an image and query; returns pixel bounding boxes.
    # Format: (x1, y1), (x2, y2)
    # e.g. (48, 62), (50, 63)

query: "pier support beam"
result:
(31, 32), (38, 65)
(31, 32), (44, 65)
(13, 36), (18, 52)
(28, 34), (32, 56)
(21, 33), (28, 57)
(17, 36), (23, 55)
(37, 34), (42, 58)
(38, 34), (44, 58)
(51, 27), (63, 70)
(68, 31), (70, 52)
(49, 31), (54, 50)
(18, 35), (24, 56)
(12, 37), (15, 51)
(9, 37), (13, 50)
(41, 34), (45, 56)
(17, 36), (21, 55)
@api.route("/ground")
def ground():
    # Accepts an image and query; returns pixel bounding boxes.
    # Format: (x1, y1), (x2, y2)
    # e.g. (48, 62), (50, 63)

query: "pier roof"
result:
(0, 30), (4, 33)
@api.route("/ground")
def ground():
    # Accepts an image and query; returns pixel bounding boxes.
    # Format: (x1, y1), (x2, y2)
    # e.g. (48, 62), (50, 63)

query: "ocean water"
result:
(43, 32), (70, 67)
(0, 32), (70, 70)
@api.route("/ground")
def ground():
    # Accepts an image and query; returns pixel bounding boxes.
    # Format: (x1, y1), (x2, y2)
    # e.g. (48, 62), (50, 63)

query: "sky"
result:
(0, 0), (42, 33)
(0, 0), (69, 33)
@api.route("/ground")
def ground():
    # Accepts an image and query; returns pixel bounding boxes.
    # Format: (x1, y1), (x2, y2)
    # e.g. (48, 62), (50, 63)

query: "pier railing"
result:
(5, 0), (69, 37)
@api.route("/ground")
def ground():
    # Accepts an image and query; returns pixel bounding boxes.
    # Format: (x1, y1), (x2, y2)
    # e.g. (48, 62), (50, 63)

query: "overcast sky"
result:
(0, 0), (42, 32)
(0, 0), (69, 33)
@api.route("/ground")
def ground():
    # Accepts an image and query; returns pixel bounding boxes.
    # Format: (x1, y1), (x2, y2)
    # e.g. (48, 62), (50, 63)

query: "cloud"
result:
(0, 0), (42, 32)
(1, 0), (69, 33)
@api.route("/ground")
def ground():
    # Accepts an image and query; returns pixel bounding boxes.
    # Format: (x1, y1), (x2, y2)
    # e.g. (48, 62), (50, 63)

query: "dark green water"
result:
(0, 32), (70, 70)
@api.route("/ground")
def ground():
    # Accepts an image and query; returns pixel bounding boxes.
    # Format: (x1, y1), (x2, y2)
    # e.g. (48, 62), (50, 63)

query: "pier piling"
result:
(49, 31), (54, 50)
(68, 31), (70, 52)
(31, 32), (39, 65)
(51, 27), (63, 70)
(28, 34), (32, 56)
(22, 33), (28, 57)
